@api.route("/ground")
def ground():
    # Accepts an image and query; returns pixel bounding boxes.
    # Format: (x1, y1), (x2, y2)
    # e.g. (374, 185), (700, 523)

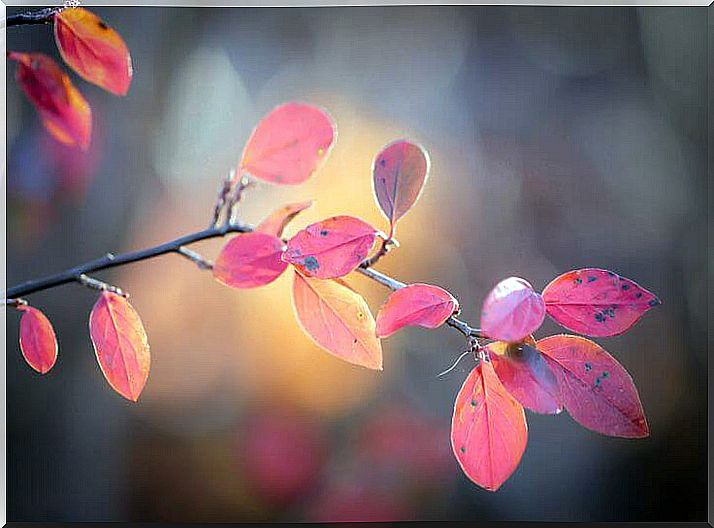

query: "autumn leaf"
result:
(375, 283), (458, 338)
(537, 335), (649, 438)
(451, 360), (528, 491)
(542, 268), (660, 337)
(213, 232), (288, 289)
(17, 305), (58, 374)
(291, 271), (383, 370)
(9, 52), (92, 150)
(239, 102), (336, 185)
(89, 292), (150, 401)
(488, 338), (562, 415)
(481, 277), (545, 343)
(53, 7), (133, 96)
(284, 216), (378, 279)
(372, 140), (430, 236)
(256, 200), (314, 238)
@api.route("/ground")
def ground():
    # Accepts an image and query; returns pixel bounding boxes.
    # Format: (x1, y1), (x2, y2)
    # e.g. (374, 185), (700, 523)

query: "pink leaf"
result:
(375, 283), (458, 338)
(488, 338), (562, 415)
(18, 305), (58, 374)
(255, 200), (314, 238)
(481, 277), (546, 343)
(537, 335), (649, 438)
(239, 102), (336, 185)
(451, 360), (528, 491)
(542, 268), (660, 337)
(213, 232), (288, 289)
(284, 215), (378, 279)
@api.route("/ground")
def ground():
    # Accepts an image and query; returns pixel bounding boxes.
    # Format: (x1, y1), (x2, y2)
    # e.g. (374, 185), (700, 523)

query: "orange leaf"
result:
(291, 271), (383, 370)
(9, 52), (92, 150)
(89, 292), (150, 401)
(18, 305), (58, 374)
(451, 360), (528, 491)
(54, 7), (133, 96)
(256, 200), (314, 238)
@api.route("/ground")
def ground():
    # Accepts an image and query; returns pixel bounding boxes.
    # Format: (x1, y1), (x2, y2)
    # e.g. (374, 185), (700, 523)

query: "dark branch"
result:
(5, 7), (64, 28)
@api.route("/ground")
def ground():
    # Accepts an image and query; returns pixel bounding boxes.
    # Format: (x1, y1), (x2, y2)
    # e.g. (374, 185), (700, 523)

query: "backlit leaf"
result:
(213, 232), (288, 289)
(284, 216), (378, 279)
(488, 338), (562, 414)
(18, 306), (58, 374)
(451, 360), (528, 491)
(375, 283), (458, 338)
(9, 52), (91, 150)
(54, 7), (133, 96)
(537, 335), (649, 438)
(481, 277), (545, 343)
(239, 102), (336, 185)
(291, 271), (383, 370)
(542, 268), (660, 337)
(256, 200), (314, 238)
(372, 140), (430, 235)
(89, 292), (150, 401)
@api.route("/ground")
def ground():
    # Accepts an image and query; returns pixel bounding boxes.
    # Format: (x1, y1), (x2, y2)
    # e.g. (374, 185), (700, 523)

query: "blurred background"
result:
(4, 5), (708, 522)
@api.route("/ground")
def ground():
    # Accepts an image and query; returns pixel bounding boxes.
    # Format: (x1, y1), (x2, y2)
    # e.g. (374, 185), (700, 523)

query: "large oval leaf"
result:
(372, 140), (430, 235)
(542, 268), (660, 337)
(284, 216), (378, 279)
(213, 232), (288, 289)
(89, 292), (150, 401)
(375, 283), (458, 338)
(488, 339), (562, 415)
(18, 306), (58, 374)
(256, 200), (313, 238)
(537, 335), (648, 438)
(291, 271), (382, 370)
(481, 277), (545, 343)
(54, 7), (133, 96)
(9, 52), (91, 150)
(239, 102), (336, 185)
(451, 360), (528, 491)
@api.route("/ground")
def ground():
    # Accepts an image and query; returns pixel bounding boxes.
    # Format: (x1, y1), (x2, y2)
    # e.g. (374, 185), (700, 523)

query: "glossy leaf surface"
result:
(239, 102), (335, 185)
(481, 277), (545, 343)
(537, 335), (649, 438)
(89, 292), (150, 401)
(542, 268), (660, 337)
(213, 232), (287, 289)
(256, 200), (313, 238)
(18, 306), (58, 374)
(292, 271), (383, 370)
(375, 283), (458, 338)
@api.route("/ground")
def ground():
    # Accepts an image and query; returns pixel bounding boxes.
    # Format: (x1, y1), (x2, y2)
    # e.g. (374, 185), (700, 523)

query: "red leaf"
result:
(284, 216), (378, 279)
(213, 232), (288, 289)
(481, 277), (545, 343)
(375, 283), (458, 338)
(451, 360), (528, 491)
(256, 200), (314, 238)
(291, 271), (383, 370)
(488, 338), (562, 415)
(89, 292), (150, 401)
(54, 7), (133, 96)
(9, 52), (91, 150)
(372, 140), (430, 235)
(537, 335), (649, 438)
(18, 306), (58, 374)
(239, 102), (336, 185)
(542, 268), (660, 337)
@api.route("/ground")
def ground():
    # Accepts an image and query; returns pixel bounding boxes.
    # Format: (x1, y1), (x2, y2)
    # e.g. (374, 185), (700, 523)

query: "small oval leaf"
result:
(239, 102), (336, 185)
(451, 360), (528, 491)
(542, 268), (660, 337)
(375, 283), (458, 338)
(291, 271), (383, 370)
(54, 7), (133, 96)
(255, 200), (314, 238)
(89, 292), (150, 401)
(9, 52), (91, 150)
(18, 306), (58, 374)
(284, 216), (378, 279)
(481, 277), (546, 343)
(213, 232), (288, 289)
(537, 335), (649, 438)
(372, 140), (430, 234)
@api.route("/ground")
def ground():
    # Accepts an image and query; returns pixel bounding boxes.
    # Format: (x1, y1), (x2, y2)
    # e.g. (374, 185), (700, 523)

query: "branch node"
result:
(3, 298), (28, 308)
(78, 274), (128, 297)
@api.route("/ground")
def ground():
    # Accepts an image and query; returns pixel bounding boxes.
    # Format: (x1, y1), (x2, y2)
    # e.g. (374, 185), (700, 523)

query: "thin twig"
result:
(176, 246), (214, 270)
(225, 175), (254, 226)
(210, 171), (235, 228)
(78, 274), (127, 297)
(4, 7), (65, 28)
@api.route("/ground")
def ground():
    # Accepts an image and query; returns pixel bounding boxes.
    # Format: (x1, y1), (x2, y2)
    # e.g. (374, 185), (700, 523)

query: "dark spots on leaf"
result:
(602, 371), (609, 378)
(595, 312), (605, 323)
(606, 307), (615, 319)
(607, 271), (616, 277)
(587, 276), (597, 283)
(303, 256), (320, 271)
(460, 446), (466, 454)
(353, 338), (358, 344)
(648, 298), (660, 307)
(585, 362), (592, 372)
(320, 230), (328, 237)
(470, 400), (476, 407)
(622, 284), (630, 291)
(575, 277), (583, 285)
(98, 21), (109, 30)
(635, 292), (643, 299)
(380, 159), (387, 167)
(594, 377), (601, 387)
